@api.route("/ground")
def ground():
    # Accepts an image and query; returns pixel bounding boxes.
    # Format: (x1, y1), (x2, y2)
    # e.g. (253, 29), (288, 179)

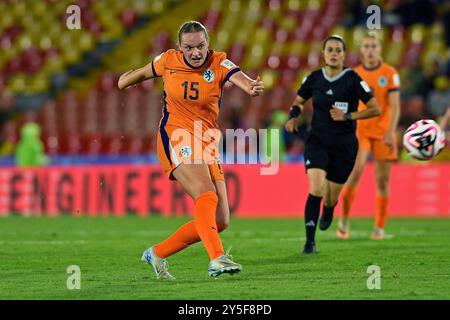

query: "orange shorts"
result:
(156, 124), (224, 181)
(357, 134), (398, 161)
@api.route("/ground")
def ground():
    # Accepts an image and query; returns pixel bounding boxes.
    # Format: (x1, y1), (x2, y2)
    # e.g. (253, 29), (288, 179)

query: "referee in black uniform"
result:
(285, 35), (381, 254)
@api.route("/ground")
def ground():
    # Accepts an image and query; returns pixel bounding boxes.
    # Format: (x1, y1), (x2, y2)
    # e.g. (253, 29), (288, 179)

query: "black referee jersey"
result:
(297, 67), (374, 136)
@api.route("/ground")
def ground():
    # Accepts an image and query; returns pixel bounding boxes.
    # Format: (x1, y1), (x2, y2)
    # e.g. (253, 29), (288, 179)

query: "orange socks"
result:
(154, 221), (199, 258)
(341, 186), (356, 218)
(341, 186), (388, 228)
(375, 195), (389, 228)
(154, 191), (223, 260)
(193, 191), (224, 260)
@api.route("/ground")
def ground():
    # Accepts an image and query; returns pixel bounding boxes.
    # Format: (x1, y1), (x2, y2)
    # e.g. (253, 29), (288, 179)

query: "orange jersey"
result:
(354, 62), (400, 138)
(151, 49), (240, 133)
(151, 49), (240, 179)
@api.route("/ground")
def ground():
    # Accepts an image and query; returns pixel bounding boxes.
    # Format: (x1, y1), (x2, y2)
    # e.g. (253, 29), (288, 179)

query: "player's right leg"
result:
(337, 143), (371, 239)
(302, 133), (329, 254)
(213, 175), (230, 233)
(303, 168), (327, 254)
(173, 163), (240, 277)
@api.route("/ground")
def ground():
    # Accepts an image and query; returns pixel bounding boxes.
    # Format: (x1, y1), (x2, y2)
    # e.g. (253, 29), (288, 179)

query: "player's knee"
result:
(376, 180), (389, 194)
(324, 198), (337, 207)
(195, 184), (217, 199)
(309, 188), (324, 197)
(376, 176), (389, 191)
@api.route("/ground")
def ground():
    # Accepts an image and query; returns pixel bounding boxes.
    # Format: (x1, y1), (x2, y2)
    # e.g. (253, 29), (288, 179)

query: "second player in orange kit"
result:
(337, 32), (401, 240)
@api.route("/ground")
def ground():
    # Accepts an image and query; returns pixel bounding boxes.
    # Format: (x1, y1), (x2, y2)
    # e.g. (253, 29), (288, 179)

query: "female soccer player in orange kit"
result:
(118, 21), (264, 279)
(337, 32), (400, 240)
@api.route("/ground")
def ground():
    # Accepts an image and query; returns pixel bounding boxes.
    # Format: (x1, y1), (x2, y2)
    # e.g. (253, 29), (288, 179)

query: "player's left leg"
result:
(152, 164), (229, 259)
(371, 137), (397, 240)
(324, 134), (358, 231)
(320, 180), (345, 230)
(372, 160), (393, 240)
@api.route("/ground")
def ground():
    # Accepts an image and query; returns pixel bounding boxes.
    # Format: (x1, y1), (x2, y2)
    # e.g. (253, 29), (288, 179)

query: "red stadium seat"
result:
(0, 73), (5, 91)
(228, 43), (246, 65)
(4, 57), (22, 74)
(119, 9), (138, 30)
(82, 133), (103, 155)
(345, 52), (360, 68)
(42, 132), (60, 155)
(201, 9), (222, 32)
(97, 72), (119, 91)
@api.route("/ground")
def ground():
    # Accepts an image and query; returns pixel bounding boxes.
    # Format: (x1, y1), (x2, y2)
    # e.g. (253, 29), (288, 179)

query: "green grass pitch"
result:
(1, 215), (449, 299)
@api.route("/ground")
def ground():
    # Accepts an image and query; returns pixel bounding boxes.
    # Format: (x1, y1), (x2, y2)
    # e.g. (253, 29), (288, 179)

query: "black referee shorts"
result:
(304, 131), (358, 184)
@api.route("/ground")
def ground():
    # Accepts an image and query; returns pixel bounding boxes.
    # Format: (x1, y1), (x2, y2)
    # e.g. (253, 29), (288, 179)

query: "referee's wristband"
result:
(344, 112), (353, 121)
(289, 105), (302, 119)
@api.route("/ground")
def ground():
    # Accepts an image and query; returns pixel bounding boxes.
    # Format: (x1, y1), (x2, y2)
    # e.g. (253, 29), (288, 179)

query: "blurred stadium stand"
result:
(0, 0), (449, 164)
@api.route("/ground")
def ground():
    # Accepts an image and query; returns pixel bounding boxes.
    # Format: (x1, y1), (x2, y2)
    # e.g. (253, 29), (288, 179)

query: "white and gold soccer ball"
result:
(403, 119), (446, 160)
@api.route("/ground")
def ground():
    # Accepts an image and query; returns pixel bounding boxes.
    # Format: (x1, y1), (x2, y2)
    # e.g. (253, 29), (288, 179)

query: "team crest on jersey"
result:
(378, 76), (387, 87)
(203, 69), (215, 83)
(180, 146), (192, 158)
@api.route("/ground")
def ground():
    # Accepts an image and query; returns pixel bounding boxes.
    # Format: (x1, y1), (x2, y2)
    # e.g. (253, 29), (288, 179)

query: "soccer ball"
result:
(403, 119), (446, 160)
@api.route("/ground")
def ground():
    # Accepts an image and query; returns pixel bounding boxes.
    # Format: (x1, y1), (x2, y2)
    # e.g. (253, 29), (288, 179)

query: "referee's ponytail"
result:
(322, 35), (346, 51)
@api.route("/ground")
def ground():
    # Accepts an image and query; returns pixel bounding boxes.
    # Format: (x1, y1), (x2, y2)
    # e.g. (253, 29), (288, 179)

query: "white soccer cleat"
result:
(336, 218), (350, 239)
(141, 246), (175, 280)
(208, 249), (242, 277)
(371, 227), (385, 240)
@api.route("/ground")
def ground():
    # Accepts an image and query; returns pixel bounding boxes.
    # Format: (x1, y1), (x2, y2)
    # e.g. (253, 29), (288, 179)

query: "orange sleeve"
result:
(150, 51), (169, 77)
(218, 53), (241, 84)
(388, 67), (400, 92)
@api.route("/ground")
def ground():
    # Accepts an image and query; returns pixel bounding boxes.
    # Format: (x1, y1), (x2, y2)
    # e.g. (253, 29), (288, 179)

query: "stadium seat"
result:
(2, 0), (448, 158)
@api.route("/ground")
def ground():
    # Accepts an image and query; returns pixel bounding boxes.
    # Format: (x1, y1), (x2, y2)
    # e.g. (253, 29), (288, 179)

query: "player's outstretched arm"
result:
(330, 97), (381, 121)
(118, 64), (155, 90)
(285, 95), (306, 134)
(228, 71), (264, 97)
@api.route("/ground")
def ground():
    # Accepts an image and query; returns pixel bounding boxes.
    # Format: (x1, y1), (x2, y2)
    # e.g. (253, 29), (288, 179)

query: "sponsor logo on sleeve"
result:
(221, 59), (236, 70)
(360, 80), (371, 93)
(393, 74), (400, 86)
(154, 53), (163, 62)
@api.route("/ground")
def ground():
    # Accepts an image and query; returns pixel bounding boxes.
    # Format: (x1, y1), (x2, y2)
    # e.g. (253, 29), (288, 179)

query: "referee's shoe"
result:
(302, 242), (316, 254)
(319, 210), (334, 231)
